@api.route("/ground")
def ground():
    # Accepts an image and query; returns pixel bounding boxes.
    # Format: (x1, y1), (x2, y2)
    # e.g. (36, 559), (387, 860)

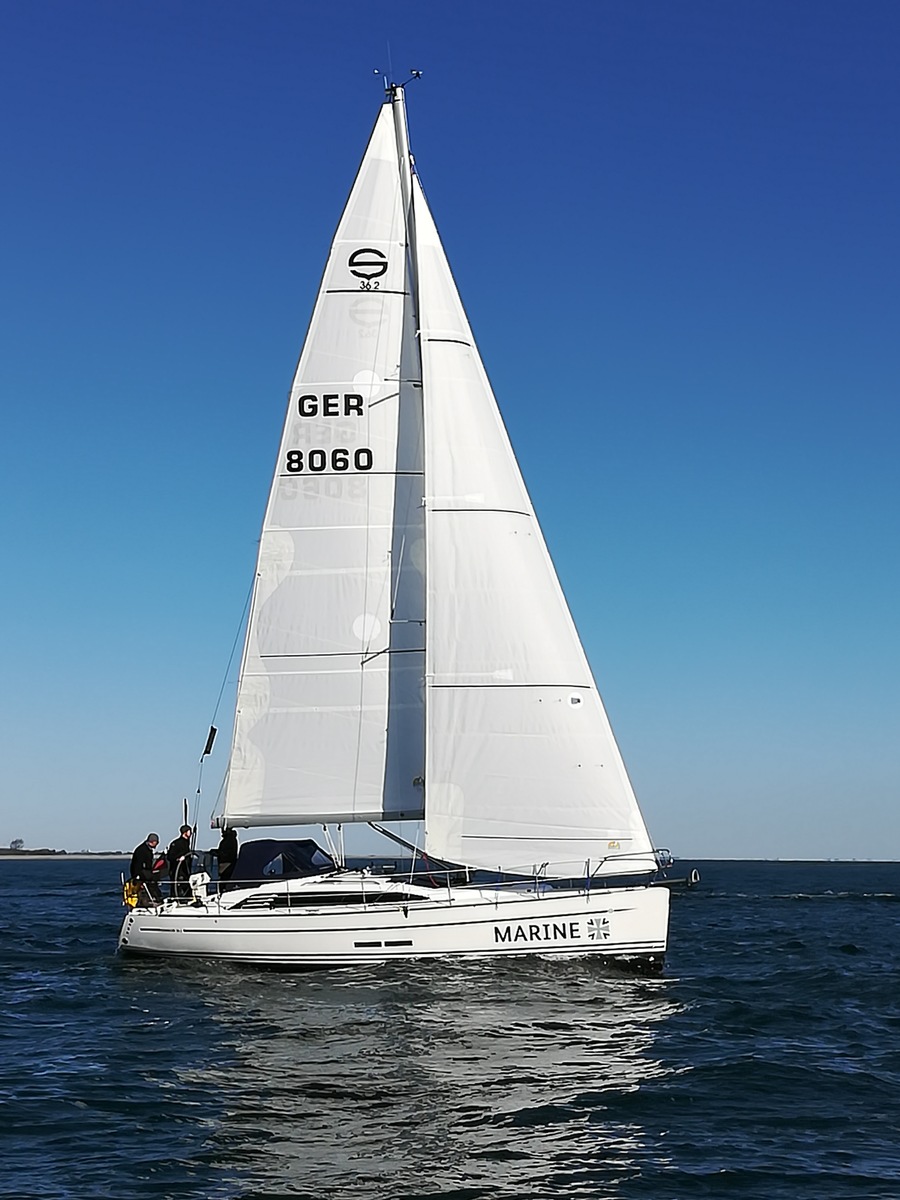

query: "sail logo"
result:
(494, 921), (581, 945)
(587, 916), (611, 941)
(348, 248), (388, 280)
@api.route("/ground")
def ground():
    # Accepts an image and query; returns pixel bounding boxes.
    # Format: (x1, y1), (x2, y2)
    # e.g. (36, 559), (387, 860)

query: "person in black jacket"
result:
(166, 825), (194, 899)
(215, 827), (238, 888)
(130, 833), (163, 904)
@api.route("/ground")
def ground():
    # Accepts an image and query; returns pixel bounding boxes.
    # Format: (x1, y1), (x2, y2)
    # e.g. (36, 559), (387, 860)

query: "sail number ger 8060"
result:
(285, 391), (374, 473)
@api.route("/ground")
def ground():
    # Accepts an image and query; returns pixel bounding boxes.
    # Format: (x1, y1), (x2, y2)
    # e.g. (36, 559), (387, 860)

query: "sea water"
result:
(1, 859), (898, 1200)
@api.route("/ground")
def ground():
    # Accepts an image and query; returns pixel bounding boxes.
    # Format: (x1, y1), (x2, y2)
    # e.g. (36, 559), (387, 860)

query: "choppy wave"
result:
(1, 859), (899, 1199)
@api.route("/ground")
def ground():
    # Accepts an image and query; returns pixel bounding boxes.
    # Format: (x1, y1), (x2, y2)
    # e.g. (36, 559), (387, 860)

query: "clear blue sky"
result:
(1, 0), (897, 857)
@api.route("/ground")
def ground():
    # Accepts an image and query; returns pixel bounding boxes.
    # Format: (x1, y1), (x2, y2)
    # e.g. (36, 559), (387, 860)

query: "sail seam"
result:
(429, 507), (531, 517)
(274, 470), (424, 479)
(460, 836), (644, 844)
(259, 648), (424, 660)
(254, 522), (420, 533)
(429, 682), (592, 690)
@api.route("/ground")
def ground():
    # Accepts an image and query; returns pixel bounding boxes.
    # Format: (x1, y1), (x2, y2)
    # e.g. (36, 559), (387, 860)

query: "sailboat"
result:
(118, 82), (671, 971)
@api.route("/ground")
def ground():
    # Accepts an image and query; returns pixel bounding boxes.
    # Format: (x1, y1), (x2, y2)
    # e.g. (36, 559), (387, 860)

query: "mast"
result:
(385, 80), (428, 826)
(388, 84), (414, 222)
(388, 83), (419, 306)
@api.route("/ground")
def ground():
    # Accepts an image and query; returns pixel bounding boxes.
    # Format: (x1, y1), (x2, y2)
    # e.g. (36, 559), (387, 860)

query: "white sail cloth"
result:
(222, 105), (425, 827)
(221, 91), (656, 879)
(412, 176), (654, 877)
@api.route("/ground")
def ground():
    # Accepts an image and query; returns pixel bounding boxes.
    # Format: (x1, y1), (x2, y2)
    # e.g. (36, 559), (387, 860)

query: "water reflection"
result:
(7, 862), (900, 1198)
(180, 957), (679, 1199)
(0, 864), (678, 1198)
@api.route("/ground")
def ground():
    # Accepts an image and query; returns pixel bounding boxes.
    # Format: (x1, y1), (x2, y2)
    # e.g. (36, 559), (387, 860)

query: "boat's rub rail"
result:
(130, 874), (664, 916)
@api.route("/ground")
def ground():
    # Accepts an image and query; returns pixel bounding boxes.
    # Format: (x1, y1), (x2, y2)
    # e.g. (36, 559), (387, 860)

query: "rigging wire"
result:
(210, 576), (255, 727)
(190, 577), (256, 836)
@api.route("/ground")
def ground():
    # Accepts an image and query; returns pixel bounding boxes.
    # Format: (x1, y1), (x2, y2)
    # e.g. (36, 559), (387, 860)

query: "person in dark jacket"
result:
(166, 825), (194, 899)
(215, 827), (238, 887)
(130, 833), (163, 904)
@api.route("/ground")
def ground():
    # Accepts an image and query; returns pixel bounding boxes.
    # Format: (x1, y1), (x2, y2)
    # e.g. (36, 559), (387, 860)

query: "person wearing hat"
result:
(166, 825), (194, 900)
(130, 833), (163, 905)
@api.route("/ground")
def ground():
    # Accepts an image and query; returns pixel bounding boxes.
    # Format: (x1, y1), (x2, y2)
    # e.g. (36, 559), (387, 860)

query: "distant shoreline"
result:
(0, 852), (129, 860)
(0, 853), (896, 864)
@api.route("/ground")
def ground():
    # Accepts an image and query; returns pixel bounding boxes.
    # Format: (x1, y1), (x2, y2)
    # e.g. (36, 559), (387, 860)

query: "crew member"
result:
(215, 827), (238, 887)
(130, 833), (163, 904)
(166, 825), (194, 899)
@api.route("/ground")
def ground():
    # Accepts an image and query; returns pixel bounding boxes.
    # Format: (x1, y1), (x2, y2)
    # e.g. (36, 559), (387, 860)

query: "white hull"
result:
(118, 872), (669, 972)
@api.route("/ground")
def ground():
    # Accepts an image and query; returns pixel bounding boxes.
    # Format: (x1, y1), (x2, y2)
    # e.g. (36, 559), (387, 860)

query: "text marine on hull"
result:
(119, 81), (672, 971)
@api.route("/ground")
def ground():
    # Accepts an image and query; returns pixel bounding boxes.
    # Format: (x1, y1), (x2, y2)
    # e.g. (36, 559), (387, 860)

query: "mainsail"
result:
(223, 103), (426, 827)
(222, 87), (656, 878)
